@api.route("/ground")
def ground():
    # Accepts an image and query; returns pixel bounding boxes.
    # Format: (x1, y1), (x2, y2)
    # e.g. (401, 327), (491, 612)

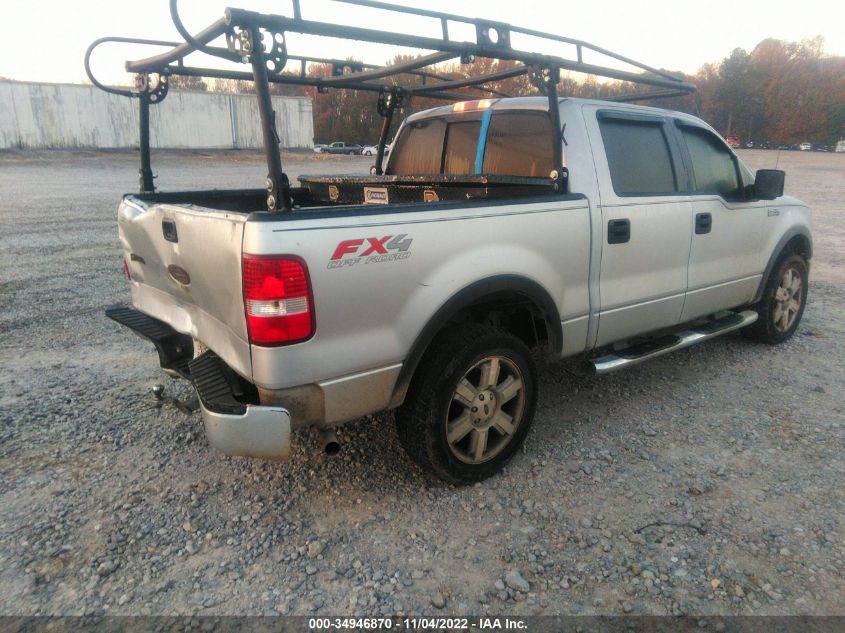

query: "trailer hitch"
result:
(152, 384), (199, 416)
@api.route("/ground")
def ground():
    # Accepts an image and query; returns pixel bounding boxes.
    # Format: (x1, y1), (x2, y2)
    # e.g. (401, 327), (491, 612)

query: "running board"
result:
(590, 310), (758, 374)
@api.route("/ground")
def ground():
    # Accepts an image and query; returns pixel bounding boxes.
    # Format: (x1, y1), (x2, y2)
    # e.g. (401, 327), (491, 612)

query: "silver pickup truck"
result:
(107, 95), (811, 483)
(94, 1), (811, 483)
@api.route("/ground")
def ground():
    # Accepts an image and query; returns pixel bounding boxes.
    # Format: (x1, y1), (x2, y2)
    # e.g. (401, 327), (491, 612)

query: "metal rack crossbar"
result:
(86, 0), (696, 211)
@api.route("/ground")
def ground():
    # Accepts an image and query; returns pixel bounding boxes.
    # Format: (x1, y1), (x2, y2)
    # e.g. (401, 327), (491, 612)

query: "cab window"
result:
(387, 118), (446, 174)
(387, 110), (555, 177)
(482, 112), (555, 177)
(443, 121), (481, 174)
(680, 125), (742, 199)
(598, 117), (677, 195)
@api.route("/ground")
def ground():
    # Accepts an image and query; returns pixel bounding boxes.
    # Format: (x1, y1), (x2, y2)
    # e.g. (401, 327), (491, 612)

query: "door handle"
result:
(607, 218), (630, 244)
(695, 212), (712, 235)
(162, 219), (178, 243)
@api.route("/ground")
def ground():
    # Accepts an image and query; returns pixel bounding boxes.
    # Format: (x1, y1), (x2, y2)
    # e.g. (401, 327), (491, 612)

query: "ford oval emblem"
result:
(167, 264), (191, 286)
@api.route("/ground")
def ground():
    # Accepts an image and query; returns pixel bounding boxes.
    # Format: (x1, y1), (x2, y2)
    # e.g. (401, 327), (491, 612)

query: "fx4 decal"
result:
(328, 234), (413, 269)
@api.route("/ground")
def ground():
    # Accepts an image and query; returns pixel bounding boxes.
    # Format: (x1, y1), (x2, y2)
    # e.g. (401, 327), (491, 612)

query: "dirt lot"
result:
(0, 148), (843, 617)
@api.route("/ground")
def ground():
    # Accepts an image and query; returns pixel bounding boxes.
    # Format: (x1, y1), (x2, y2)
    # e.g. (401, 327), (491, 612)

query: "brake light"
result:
(123, 257), (131, 280)
(452, 98), (495, 112)
(242, 255), (314, 345)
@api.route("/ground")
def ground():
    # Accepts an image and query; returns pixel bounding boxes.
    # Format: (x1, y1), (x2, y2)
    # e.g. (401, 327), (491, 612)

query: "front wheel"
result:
(743, 253), (808, 344)
(396, 324), (537, 484)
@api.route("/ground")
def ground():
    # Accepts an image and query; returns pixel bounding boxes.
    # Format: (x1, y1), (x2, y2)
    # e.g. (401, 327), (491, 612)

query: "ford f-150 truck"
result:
(106, 95), (811, 483)
(94, 1), (811, 483)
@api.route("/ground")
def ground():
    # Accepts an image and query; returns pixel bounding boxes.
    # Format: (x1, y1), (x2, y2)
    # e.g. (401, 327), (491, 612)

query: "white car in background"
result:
(362, 144), (391, 156)
(799, 142), (812, 151)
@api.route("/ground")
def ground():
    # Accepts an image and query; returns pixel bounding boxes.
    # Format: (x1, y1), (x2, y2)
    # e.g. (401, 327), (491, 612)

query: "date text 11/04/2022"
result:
(308, 617), (527, 629)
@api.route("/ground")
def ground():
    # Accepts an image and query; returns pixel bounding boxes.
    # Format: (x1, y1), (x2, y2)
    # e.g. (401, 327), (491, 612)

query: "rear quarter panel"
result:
(243, 197), (592, 390)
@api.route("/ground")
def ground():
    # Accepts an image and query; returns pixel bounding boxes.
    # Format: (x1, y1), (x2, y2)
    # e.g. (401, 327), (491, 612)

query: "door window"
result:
(598, 117), (677, 195)
(680, 126), (741, 198)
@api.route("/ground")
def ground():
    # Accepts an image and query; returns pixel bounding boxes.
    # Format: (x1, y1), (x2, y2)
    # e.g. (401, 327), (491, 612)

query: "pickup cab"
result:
(107, 96), (812, 483)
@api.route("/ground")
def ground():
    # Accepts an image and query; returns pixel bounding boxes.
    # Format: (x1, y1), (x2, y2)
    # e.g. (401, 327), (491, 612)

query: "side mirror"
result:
(754, 169), (785, 200)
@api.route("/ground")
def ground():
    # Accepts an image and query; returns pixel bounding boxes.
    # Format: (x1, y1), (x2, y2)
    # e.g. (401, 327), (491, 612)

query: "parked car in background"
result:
(322, 141), (363, 155)
(799, 142), (812, 151)
(836, 140), (845, 153)
(313, 144), (327, 153)
(726, 134), (740, 148)
(362, 144), (392, 157)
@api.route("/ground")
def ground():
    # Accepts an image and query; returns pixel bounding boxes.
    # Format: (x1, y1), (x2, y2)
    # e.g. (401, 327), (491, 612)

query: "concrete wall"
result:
(0, 81), (313, 149)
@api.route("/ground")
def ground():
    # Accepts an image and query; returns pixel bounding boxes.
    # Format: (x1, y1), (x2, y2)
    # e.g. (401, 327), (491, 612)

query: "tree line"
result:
(170, 36), (845, 147)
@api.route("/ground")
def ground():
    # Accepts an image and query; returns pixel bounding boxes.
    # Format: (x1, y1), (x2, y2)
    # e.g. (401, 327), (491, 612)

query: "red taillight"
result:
(123, 257), (131, 280)
(242, 255), (314, 345)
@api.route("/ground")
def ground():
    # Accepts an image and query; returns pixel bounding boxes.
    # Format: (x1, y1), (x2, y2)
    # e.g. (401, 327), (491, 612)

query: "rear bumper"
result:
(106, 304), (293, 461)
(107, 304), (398, 457)
(189, 348), (292, 460)
(200, 401), (292, 461)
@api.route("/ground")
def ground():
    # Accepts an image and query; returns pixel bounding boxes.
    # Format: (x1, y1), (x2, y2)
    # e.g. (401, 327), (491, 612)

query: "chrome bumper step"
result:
(590, 310), (758, 374)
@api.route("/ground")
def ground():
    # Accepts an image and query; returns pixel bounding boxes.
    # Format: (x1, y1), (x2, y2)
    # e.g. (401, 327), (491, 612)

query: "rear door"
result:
(673, 121), (766, 321)
(585, 108), (693, 346)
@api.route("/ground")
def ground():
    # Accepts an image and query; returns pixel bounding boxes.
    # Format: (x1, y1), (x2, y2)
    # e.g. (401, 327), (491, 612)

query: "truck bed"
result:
(128, 173), (558, 215)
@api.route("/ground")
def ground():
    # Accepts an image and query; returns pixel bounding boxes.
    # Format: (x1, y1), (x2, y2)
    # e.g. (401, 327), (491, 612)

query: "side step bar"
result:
(105, 304), (194, 379)
(590, 310), (758, 374)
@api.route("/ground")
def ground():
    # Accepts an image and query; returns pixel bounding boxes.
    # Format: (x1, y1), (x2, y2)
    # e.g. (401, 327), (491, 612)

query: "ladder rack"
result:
(86, 0), (696, 210)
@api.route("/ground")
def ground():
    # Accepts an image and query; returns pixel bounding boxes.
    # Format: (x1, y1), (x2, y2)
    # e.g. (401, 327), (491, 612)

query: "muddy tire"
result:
(743, 253), (808, 344)
(396, 324), (538, 484)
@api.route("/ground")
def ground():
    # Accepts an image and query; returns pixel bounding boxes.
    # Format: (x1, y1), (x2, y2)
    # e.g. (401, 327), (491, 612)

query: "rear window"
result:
(387, 118), (446, 174)
(483, 112), (555, 177)
(387, 109), (555, 177)
(443, 121), (481, 174)
(599, 117), (677, 195)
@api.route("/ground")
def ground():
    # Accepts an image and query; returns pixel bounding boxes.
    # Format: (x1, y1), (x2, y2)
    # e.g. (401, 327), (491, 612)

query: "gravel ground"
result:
(0, 148), (843, 617)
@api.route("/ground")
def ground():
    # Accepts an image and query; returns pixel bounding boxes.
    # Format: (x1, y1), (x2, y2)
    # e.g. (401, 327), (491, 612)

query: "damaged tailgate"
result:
(118, 196), (252, 379)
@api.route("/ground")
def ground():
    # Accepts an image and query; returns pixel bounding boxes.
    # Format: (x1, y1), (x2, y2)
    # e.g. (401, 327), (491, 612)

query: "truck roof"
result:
(406, 96), (697, 124)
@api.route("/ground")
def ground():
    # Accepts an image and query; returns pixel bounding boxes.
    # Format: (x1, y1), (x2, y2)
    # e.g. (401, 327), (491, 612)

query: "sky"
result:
(1, 0), (842, 86)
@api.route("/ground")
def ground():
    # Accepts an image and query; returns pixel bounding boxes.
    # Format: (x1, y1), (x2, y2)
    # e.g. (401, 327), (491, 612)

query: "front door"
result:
(674, 121), (766, 321)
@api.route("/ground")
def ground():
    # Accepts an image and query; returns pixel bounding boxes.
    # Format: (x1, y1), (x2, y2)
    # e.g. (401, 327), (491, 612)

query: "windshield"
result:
(386, 110), (556, 178)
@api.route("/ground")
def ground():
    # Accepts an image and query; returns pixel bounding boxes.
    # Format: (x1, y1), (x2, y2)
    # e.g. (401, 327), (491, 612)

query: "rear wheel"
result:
(396, 324), (537, 484)
(743, 253), (808, 344)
